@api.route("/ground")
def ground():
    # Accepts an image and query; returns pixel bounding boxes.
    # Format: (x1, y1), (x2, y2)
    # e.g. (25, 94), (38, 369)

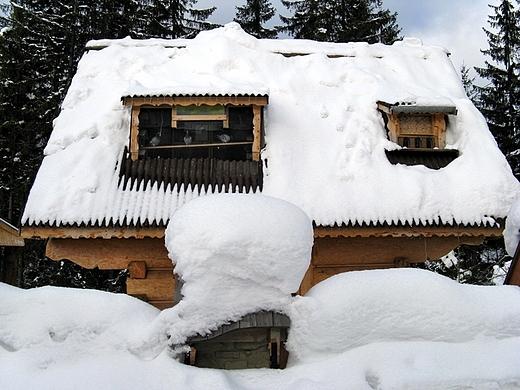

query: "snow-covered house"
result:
(21, 23), (519, 308)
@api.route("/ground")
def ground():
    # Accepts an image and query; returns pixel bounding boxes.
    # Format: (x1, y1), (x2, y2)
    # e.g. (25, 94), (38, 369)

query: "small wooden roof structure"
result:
(0, 218), (24, 247)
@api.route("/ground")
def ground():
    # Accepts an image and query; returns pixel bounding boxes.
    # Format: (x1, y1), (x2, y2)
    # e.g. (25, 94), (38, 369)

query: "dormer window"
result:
(377, 101), (459, 169)
(377, 101), (457, 149)
(122, 95), (268, 162)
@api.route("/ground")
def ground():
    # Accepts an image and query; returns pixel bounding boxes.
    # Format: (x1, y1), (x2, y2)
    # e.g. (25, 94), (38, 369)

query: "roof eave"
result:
(22, 221), (504, 240)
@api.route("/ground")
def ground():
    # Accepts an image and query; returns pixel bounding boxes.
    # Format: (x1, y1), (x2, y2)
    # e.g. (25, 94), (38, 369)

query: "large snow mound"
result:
(0, 283), (161, 366)
(286, 268), (520, 364)
(154, 194), (313, 346)
(22, 23), (519, 228)
(2, 268), (520, 389)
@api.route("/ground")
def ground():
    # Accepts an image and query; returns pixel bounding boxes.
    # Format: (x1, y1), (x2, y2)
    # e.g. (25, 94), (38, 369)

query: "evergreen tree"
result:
(0, 0), (218, 290)
(0, 1), (63, 225)
(475, 0), (520, 179)
(421, 238), (511, 285)
(460, 62), (478, 102)
(234, 0), (277, 39)
(0, 0), (168, 289)
(279, 0), (400, 44)
(141, 0), (217, 39)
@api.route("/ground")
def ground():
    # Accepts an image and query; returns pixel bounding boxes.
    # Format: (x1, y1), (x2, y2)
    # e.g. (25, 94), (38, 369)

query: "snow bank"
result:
(153, 194), (313, 346)
(0, 283), (161, 368)
(2, 268), (520, 389)
(286, 268), (520, 364)
(22, 23), (519, 228)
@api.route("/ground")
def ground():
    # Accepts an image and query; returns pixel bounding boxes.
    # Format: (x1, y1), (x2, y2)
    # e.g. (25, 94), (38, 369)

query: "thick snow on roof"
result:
(2, 268), (520, 389)
(22, 23), (519, 228)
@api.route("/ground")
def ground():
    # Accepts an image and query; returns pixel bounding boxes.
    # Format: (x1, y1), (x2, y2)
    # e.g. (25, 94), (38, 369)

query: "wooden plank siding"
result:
(119, 153), (263, 193)
(0, 219), (24, 247)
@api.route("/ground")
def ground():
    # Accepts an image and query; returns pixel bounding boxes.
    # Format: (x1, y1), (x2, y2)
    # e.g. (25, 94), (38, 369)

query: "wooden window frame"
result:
(377, 102), (457, 150)
(122, 95), (268, 161)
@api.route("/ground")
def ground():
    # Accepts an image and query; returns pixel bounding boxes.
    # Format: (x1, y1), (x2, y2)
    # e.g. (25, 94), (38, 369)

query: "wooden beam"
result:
(147, 300), (175, 310)
(24, 223), (502, 240)
(0, 228), (24, 247)
(0, 219), (24, 246)
(385, 112), (399, 144)
(122, 96), (268, 108)
(127, 270), (175, 302)
(252, 105), (262, 162)
(128, 261), (147, 279)
(143, 141), (253, 150)
(172, 114), (227, 122)
(130, 106), (140, 161)
(22, 226), (165, 239)
(298, 262), (314, 296)
(313, 224), (504, 238)
(432, 113), (446, 148)
(45, 237), (171, 270)
(312, 235), (484, 267)
(297, 234), (487, 295)
(313, 263), (395, 286)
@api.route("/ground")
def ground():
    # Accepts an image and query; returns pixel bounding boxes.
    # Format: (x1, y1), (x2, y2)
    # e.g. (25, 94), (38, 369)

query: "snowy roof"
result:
(22, 23), (519, 230)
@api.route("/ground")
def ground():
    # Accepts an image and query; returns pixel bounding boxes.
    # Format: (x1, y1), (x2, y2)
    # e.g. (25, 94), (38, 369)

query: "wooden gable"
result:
(377, 101), (458, 150)
(0, 218), (24, 247)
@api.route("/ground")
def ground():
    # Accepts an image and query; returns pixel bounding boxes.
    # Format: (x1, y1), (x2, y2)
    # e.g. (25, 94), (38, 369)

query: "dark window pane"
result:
(137, 107), (254, 161)
(138, 108), (172, 147)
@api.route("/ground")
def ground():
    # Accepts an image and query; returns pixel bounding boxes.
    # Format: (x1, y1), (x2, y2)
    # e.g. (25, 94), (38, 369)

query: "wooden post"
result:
(386, 113), (399, 143)
(252, 105), (262, 162)
(130, 106), (140, 161)
(299, 264), (315, 296)
(432, 113), (446, 148)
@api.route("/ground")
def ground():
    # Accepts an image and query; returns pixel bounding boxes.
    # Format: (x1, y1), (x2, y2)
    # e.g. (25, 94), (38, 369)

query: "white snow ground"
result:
(1, 270), (520, 390)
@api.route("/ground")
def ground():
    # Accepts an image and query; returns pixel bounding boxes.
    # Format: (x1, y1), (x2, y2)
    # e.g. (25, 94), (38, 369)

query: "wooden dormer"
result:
(378, 101), (459, 169)
(377, 101), (457, 149)
(120, 94), (268, 194)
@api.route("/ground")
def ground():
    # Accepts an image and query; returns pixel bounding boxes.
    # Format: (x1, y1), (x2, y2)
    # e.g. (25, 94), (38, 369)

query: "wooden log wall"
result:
(45, 231), (492, 307)
(46, 237), (175, 309)
(298, 235), (486, 295)
(119, 153), (262, 193)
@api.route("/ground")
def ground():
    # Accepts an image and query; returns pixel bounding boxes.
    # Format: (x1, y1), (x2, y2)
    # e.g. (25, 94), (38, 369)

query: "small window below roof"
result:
(138, 106), (254, 161)
(377, 101), (457, 150)
(377, 101), (459, 169)
(122, 95), (268, 162)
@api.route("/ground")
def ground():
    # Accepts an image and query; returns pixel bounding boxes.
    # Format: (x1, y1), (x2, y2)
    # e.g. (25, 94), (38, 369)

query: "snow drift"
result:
(2, 268), (520, 389)
(154, 194), (313, 347)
